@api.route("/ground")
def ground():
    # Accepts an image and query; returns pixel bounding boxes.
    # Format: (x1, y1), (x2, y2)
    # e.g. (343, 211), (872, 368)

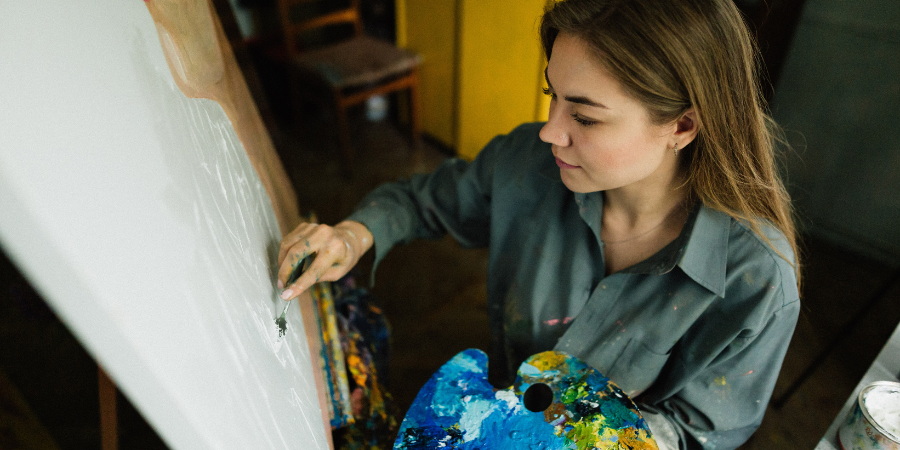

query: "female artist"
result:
(277, 0), (801, 448)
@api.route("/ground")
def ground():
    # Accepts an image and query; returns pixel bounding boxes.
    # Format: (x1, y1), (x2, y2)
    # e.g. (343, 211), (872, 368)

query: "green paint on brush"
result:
(275, 306), (290, 338)
(275, 253), (314, 338)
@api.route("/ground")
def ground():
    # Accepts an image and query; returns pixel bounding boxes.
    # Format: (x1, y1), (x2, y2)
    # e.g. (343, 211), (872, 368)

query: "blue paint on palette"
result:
(394, 349), (658, 450)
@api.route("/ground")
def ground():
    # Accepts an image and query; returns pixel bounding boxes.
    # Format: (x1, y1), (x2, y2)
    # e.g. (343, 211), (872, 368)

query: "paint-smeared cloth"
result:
(330, 273), (401, 449)
(347, 122), (801, 449)
(641, 406), (683, 450)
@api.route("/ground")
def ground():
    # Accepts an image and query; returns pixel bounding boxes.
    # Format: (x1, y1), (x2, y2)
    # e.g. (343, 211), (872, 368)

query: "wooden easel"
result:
(98, 367), (118, 450)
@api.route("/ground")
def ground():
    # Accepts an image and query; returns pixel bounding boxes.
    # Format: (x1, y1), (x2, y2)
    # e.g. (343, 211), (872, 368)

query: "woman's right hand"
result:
(276, 220), (373, 301)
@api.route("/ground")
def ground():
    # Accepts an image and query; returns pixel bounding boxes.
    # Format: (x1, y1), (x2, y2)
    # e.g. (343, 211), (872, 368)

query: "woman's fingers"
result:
(277, 226), (317, 288)
(277, 222), (316, 267)
(280, 241), (350, 300)
(277, 222), (359, 301)
(275, 220), (374, 300)
(276, 247), (311, 289)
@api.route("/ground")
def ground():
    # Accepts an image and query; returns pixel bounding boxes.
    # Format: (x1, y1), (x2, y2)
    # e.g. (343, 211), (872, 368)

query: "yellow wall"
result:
(455, 0), (547, 159)
(398, 0), (549, 160)
(397, 0), (458, 146)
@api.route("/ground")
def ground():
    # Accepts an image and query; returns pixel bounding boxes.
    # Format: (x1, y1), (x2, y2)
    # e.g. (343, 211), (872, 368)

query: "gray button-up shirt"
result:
(348, 123), (800, 449)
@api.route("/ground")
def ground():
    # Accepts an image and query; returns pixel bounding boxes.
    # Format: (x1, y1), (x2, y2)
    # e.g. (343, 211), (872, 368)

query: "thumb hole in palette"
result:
(523, 383), (554, 412)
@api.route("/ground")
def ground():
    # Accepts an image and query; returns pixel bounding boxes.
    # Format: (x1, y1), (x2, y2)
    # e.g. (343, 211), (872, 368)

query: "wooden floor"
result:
(1, 115), (899, 449)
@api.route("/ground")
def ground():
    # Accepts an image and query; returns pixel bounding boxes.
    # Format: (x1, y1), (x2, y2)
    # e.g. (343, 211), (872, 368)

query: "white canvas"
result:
(0, 1), (329, 448)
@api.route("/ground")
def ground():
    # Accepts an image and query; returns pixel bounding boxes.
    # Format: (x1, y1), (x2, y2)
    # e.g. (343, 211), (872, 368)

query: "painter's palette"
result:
(394, 349), (657, 449)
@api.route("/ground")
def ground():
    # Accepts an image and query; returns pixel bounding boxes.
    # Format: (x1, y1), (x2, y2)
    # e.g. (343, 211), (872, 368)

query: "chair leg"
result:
(333, 93), (354, 177)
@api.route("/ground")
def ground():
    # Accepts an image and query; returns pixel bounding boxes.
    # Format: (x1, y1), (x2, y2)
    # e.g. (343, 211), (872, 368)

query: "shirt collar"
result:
(626, 204), (730, 298)
(676, 206), (730, 297)
(575, 191), (730, 297)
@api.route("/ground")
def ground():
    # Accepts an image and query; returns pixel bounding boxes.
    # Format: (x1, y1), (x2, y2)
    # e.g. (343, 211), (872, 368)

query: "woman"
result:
(277, 0), (801, 448)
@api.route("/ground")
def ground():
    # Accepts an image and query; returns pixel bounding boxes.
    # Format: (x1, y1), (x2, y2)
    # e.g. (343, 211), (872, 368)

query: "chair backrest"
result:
(276, 0), (364, 55)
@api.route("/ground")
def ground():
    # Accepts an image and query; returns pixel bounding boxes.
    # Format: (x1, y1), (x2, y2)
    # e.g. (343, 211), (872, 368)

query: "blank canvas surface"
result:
(0, 2), (328, 449)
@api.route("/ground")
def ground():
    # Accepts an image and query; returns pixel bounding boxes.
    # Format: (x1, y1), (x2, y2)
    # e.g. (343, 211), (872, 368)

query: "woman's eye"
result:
(570, 112), (597, 126)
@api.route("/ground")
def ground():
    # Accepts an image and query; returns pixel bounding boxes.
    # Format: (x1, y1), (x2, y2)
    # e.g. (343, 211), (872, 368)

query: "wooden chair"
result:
(276, 0), (422, 173)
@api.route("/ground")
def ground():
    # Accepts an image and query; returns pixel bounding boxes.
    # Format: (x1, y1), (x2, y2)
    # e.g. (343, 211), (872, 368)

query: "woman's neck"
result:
(600, 171), (691, 274)
(602, 169), (689, 229)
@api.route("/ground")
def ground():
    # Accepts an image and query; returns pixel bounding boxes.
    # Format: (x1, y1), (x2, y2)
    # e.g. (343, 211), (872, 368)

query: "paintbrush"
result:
(275, 253), (313, 338)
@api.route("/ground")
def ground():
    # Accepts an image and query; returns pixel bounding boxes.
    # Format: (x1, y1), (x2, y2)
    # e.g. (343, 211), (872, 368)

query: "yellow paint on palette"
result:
(595, 427), (629, 449)
(564, 416), (656, 450)
(565, 418), (600, 450)
(529, 350), (570, 371)
(616, 427), (658, 450)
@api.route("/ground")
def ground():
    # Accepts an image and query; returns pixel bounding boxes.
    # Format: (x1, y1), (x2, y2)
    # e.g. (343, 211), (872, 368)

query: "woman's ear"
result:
(674, 109), (699, 147)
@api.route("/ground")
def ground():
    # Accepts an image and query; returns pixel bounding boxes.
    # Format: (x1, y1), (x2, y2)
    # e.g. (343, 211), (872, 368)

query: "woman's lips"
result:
(555, 157), (579, 169)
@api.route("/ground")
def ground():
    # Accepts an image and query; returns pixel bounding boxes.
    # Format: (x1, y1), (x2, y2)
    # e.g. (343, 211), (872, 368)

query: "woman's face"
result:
(539, 33), (678, 194)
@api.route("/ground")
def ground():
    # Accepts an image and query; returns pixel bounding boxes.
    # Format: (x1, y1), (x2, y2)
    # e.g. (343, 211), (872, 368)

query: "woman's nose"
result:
(539, 109), (570, 147)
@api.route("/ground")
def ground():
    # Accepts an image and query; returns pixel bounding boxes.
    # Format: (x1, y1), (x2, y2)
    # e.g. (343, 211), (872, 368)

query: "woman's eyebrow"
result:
(545, 68), (609, 109)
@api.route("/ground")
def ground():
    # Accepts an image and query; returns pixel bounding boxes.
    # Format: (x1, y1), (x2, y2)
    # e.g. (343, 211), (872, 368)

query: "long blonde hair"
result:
(541, 0), (801, 288)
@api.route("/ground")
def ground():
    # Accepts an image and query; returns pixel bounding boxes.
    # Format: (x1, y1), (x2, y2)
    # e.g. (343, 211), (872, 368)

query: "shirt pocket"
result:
(606, 338), (671, 397)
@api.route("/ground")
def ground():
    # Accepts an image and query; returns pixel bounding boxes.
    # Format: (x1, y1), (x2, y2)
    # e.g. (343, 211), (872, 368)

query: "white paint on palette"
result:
(0, 1), (328, 449)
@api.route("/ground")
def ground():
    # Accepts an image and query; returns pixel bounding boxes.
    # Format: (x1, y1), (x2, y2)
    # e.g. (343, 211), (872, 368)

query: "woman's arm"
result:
(345, 137), (502, 280)
(277, 131), (504, 299)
